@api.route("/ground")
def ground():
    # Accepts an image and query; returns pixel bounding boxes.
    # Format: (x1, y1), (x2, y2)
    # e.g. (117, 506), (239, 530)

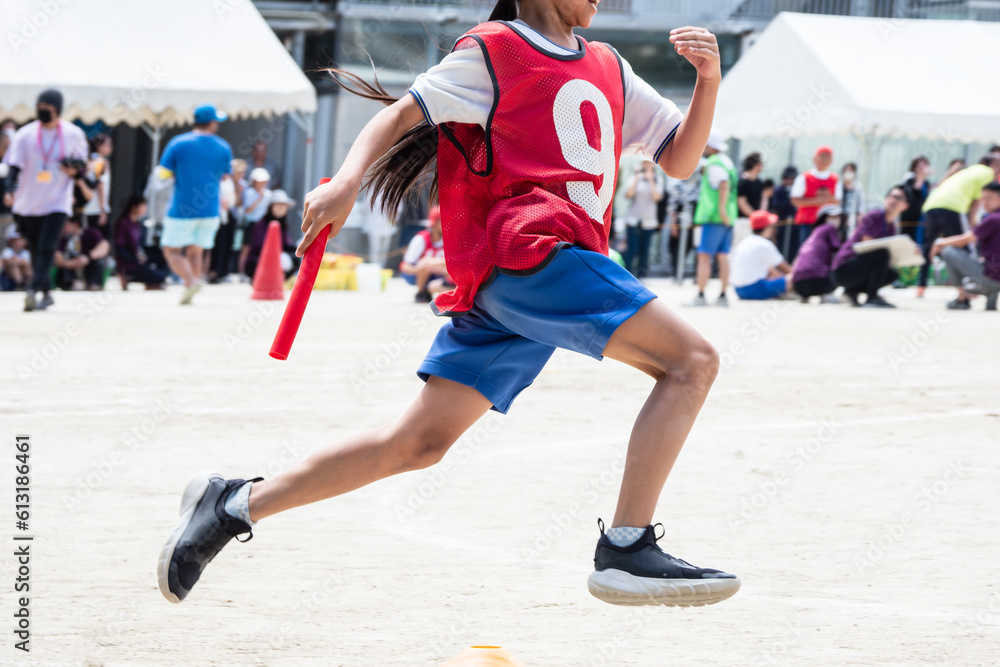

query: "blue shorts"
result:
(402, 274), (417, 285)
(735, 277), (788, 300)
(417, 246), (657, 414)
(162, 216), (221, 249)
(696, 224), (733, 255)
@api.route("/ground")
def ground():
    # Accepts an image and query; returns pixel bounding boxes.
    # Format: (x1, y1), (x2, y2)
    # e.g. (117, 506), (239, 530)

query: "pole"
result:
(858, 128), (876, 214)
(303, 112), (315, 208)
(141, 121), (162, 179)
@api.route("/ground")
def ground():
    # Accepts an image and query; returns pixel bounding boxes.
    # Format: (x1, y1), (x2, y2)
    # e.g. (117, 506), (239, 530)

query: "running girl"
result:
(159, 0), (739, 608)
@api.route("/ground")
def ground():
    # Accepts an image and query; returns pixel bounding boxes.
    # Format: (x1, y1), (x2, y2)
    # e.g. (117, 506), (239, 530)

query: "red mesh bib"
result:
(795, 172), (839, 225)
(433, 21), (625, 315)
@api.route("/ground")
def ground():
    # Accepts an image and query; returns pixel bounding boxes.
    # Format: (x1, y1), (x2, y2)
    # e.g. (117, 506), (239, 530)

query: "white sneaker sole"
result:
(588, 569), (741, 607)
(156, 471), (219, 603)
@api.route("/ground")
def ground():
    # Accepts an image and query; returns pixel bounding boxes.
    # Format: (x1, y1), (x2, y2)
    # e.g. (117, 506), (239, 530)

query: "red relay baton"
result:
(269, 177), (332, 360)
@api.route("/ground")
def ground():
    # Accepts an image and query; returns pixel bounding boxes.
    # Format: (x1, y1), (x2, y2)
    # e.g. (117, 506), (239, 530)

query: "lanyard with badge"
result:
(36, 121), (64, 183)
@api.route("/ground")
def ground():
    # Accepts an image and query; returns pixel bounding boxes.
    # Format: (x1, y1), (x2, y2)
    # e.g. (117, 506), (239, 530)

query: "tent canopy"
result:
(0, 0), (316, 128)
(715, 13), (1000, 143)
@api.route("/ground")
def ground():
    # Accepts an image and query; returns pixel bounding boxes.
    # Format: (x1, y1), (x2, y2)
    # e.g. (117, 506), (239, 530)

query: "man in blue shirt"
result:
(159, 104), (232, 304)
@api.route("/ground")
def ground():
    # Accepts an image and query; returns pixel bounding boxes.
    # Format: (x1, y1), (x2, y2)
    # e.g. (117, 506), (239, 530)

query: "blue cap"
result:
(193, 104), (227, 124)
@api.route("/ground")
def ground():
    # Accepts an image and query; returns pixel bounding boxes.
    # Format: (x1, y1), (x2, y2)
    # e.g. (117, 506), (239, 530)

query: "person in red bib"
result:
(159, 0), (740, 609)
(789, 145), (842, 261)
(400, 205), (451, 303)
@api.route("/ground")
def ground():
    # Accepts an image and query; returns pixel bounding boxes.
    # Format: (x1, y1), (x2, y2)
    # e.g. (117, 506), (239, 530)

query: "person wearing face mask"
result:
(839, 162), (864, 238)
(3, 90), (88, 312)
(789, 146), (842, 261)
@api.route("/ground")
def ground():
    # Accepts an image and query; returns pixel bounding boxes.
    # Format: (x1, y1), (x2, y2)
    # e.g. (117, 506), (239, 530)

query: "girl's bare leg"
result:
(601, 299), (720, 528)
(248, 376), (492, 520)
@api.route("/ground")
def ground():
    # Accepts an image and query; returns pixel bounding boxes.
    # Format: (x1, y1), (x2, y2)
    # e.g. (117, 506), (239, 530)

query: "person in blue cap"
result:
(158, 104), (233, 304)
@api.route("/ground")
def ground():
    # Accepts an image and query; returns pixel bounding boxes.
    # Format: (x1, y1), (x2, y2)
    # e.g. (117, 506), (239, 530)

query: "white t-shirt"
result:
(83, 154), (111, 215)
(624, 170), (665, 229)
(791, 169), (844, 201)
(2, 247), (30, 262)
(408, 20), (683, 162)
(242, 187), (272, 224)
(730, 234), (784, 287)
(403, 232), (444, 265)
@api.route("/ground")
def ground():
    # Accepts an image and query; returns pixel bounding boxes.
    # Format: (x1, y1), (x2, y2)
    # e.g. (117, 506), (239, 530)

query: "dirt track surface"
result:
(1, 280), (997, 666)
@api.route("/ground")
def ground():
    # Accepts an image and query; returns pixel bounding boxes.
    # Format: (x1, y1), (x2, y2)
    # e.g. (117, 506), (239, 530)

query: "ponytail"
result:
(489, 0), (518, 21)
(326, 66), (439, 221)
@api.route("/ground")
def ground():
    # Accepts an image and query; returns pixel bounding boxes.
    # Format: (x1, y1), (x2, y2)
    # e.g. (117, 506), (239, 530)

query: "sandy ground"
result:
(1, 276), (998, 667)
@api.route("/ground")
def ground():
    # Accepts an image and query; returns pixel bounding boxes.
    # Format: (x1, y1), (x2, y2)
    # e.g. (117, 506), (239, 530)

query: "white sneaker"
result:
(686, 294), (708, 307)
(715, 294), (729, 307)
(180, 280), (204, 305)
(820, 293), (842, 304)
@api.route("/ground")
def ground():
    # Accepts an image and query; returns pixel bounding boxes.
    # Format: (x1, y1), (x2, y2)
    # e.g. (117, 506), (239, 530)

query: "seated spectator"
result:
(791, 204), (843, 304)
(400, 205), (451, 303)
(53, 216), (110, 291)
(243, 190), (299, 280)
(731, 210), (791, 300)
(1, 227), (32, 290)
(115, 195), (167, 290)
(931, 181), (1000, 311)
(832, 185), (910, 308)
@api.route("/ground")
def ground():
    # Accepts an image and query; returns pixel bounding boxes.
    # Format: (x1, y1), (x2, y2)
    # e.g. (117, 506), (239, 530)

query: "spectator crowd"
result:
(612, 134), (1000, 312)
(3, 89), (998, 313)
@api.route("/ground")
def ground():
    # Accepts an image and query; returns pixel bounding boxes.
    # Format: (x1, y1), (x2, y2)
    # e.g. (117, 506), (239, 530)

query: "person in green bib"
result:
(689, 133), (738, 306)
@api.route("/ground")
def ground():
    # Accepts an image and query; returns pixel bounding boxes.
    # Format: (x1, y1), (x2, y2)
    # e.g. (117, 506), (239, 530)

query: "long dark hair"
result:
(326, 66), (440, 220)
(332, 0), (516, 219)
(489, 0), (518, 21)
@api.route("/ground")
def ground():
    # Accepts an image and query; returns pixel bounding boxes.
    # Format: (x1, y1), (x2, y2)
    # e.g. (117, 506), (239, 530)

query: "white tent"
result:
(715, 13), (1000, 143)
(0, 0), (317, 180)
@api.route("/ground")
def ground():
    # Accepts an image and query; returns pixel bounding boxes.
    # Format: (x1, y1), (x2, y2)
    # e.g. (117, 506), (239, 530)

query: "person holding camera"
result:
(3, 89), (88, 311)
(622, 160), (664, 278)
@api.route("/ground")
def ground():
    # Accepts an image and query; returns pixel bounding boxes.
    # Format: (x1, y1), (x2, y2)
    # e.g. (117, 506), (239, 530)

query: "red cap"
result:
(428, 205), (441, 224)
(814, 145), (833, 157)
(750, 210), (778, 231)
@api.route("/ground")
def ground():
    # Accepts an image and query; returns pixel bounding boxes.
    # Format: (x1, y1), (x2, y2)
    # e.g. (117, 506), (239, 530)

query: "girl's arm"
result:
(658, 27), (721, 179)
(297, 96), (426, 256)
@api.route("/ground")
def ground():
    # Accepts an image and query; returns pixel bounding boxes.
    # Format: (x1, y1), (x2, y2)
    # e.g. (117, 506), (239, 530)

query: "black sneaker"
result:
(863, 295), (895, 308)
(946, 298), (971, 310)
(588, 521), (740, 607)
(844, 290), (862, 308)
(414, 290), (432, 303)
(157, 472), (262, 603)
(36, 293), (54, 310)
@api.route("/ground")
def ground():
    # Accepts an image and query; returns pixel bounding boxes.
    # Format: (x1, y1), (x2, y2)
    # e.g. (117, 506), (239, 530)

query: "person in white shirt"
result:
(1, 227), (32, 289)
(621, 160), (664, 277)
(83, 133), (113, 236)
(400, 205), (450, 303)
(731, 210), (792, 300)
(788, 146), (843, 261)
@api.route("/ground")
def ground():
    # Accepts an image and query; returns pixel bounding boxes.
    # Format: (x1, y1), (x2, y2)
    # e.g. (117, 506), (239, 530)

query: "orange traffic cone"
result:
(252, 220), (285, 301)
(442, 646), (526, 666)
